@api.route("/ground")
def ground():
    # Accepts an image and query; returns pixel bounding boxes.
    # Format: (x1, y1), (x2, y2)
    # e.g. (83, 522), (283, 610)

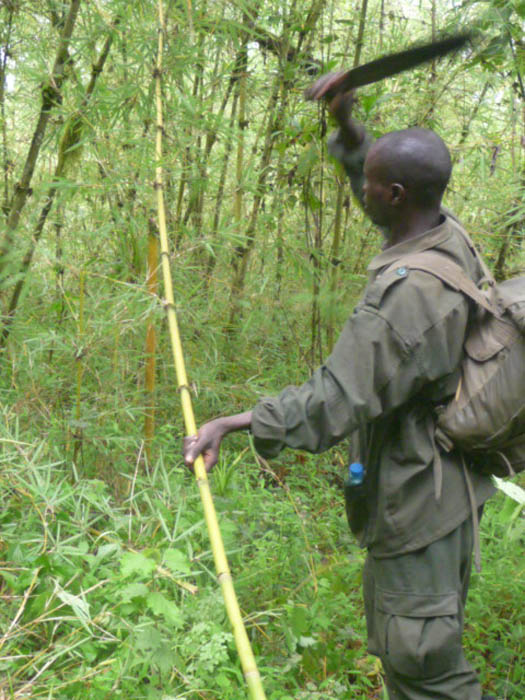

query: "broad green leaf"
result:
(120, 551), (156, 579)
(95, 543), (121, 562)
(146, 592), (183, 628)
(307, 191), (321, 211)
(134, 625), (162, 652)
(290, 605), (308, 636)
(152, 642), (177, 674)
(119, 582), (149, 602)
(0, 571), (19, 591)
(163, 548), (191, 574)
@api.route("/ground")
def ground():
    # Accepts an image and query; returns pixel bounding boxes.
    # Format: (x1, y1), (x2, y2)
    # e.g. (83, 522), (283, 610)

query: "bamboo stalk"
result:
(0, 0), (82, 277)
(227, 0), (324, 331)
(227, 74), (282, 330)
(205, 90), (238, 284)
(154, 3), (267, 698)
(0, 17), (118, 346)
(144, 217), (159, 463)
(0, 5), (13, 219)
(73, 270), (85, 468)
(234, 35), (247, 230)
(326, 0), (368, 350)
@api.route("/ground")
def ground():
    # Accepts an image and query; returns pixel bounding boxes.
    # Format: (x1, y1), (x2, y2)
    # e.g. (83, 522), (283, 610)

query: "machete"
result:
(304, 33), (472, 99)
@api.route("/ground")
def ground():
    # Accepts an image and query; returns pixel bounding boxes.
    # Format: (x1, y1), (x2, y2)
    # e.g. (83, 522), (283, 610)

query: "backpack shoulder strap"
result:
(443, 213), (495, 284)
(385, 251), (499, 316)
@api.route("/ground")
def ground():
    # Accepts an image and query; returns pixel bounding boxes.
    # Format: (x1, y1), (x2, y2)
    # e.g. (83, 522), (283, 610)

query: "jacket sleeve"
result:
(251, 270), (469, 458)
(327, 128), (372, 207)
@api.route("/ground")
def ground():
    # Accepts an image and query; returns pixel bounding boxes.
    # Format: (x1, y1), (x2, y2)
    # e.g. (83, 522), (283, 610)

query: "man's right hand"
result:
(183, 419), (227, 473)
(182, 410), (253, 474)
(305, 70), (349, 101)
(305, 73), (363, 149)
(305, 71), (355, 115)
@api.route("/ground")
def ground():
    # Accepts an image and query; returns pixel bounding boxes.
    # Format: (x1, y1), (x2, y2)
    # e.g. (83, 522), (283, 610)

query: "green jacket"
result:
(251, 137), (495, 557)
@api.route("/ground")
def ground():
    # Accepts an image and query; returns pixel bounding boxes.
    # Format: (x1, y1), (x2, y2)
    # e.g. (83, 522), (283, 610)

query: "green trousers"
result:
(363, 515), (483, 700)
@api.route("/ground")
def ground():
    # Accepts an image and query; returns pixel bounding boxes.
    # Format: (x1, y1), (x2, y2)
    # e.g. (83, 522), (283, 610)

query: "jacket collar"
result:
(367, 215), (454, 272)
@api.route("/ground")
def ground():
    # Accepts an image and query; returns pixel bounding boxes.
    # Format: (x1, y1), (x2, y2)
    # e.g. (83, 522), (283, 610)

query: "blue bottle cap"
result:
(349, 462), (364, 479)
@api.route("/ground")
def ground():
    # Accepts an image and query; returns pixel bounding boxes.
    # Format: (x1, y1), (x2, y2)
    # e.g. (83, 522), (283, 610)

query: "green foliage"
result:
(466, 492), (525, 699)
(1, 416), (523, 698)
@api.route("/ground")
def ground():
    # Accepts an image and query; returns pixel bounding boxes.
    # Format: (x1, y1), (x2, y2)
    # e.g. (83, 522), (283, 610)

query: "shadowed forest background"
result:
(0, 0), (523, 698)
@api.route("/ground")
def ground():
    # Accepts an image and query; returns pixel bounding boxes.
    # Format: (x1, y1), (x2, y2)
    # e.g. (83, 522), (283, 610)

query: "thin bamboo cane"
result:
(326, 0), (368, 351)
(153, 3), (267, 698)
(73, 270), (85, 467)
(144, 218), (159, 463)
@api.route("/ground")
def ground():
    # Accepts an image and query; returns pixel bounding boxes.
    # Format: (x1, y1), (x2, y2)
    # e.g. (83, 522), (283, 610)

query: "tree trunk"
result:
(227, 74), (282, 330)
(454, 81), (489, 163)
(206, 90), (239, 284)
(494, 90), (524, 281)
(426, 0), (437, 123)
(0, 19), (116, 346)
(0, 0), (81, 281)
(0, 5), (14, 219)
(233, 33), (248, 252)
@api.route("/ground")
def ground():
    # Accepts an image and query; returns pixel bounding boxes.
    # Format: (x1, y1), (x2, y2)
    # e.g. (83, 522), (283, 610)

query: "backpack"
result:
(388, 249), (525, 479)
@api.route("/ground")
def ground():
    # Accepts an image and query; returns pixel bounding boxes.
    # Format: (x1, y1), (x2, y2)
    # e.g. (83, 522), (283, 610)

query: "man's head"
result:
(363, 128), (452, 231)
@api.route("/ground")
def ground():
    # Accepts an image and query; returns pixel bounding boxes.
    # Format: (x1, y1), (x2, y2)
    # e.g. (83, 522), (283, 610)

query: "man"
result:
(184, 76), (496, 699)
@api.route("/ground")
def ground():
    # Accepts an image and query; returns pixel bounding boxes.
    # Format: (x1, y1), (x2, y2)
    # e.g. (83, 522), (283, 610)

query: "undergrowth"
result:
(0, 407), (523, 699)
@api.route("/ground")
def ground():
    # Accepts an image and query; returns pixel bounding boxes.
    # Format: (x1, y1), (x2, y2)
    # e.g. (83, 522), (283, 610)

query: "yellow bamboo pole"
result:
(153, 3), (267, 699)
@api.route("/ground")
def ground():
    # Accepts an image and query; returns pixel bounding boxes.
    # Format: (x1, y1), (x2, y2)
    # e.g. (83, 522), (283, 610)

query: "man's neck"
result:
(384, 209), (443, 248)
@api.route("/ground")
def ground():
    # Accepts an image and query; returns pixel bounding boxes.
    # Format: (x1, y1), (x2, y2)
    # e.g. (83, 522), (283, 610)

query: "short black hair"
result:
(372, 128), (452, 208)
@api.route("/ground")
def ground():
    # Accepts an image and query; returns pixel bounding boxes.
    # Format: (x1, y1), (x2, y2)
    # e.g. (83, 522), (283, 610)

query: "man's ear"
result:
(390, 182), (406, 205)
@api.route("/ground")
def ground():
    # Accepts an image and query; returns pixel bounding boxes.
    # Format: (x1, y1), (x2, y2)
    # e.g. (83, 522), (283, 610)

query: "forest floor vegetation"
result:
(0, 409), (523, 699)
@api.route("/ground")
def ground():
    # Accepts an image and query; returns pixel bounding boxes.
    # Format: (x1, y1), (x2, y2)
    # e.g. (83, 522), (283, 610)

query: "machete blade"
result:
(305, 33), (472, 99)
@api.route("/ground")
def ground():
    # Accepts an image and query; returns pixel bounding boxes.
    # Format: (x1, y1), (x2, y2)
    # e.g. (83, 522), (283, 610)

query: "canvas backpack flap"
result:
(463, 312), (517, 363)
(437, 320), (523, 442)
(496, 276), (525, 331)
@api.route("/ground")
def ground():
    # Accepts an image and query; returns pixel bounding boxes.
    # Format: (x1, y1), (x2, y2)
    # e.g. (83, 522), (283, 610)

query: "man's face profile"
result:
(363, 149), (392, 228)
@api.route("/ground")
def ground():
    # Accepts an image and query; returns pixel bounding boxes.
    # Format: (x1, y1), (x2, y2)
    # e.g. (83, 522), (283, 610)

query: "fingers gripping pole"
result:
(154, 4), (267, 699)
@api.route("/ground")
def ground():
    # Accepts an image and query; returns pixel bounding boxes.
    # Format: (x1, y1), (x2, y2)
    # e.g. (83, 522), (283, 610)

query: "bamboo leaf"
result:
(493, 477), (525, 505)
(55, 583), (91, 631)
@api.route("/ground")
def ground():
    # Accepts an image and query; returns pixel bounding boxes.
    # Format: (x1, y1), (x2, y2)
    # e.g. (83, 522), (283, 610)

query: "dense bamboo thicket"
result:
(0, 1), (523, 698)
